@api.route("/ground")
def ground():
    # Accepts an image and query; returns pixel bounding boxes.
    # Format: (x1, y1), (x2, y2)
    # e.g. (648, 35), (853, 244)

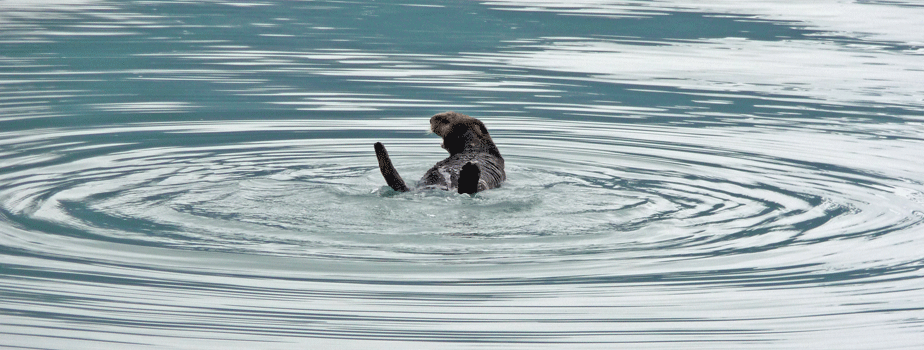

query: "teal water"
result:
(2, 0), (924, 348)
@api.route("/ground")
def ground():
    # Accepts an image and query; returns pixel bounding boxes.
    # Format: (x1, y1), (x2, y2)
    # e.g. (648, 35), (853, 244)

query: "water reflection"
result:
(484, 39), (913, 106)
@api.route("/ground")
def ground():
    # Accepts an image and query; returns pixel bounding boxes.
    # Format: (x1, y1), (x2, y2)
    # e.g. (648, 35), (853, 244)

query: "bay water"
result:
(2, 0), (924, 348)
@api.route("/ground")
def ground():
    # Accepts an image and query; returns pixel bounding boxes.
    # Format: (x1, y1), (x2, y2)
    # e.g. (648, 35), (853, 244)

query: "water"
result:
(2, 0), (924, 348)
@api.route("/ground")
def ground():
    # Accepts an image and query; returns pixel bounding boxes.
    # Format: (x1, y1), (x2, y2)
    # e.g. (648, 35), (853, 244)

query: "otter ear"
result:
(467, 119), (489, 138)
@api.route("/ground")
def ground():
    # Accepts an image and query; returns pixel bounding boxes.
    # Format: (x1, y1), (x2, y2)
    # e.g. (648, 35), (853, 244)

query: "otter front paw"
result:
(458, 162), (480, 194)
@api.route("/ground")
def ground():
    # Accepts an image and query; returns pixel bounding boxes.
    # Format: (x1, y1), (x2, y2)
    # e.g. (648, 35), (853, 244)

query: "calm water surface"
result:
(2, 0), (924, 348)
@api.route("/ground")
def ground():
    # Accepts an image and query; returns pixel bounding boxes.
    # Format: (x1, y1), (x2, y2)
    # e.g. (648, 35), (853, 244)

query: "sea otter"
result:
(374, 112), (505, 194)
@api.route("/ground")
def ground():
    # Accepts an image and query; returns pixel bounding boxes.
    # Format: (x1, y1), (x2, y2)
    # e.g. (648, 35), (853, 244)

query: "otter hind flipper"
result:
(374, 142), (410, 192)
(458, 162), (481, 194)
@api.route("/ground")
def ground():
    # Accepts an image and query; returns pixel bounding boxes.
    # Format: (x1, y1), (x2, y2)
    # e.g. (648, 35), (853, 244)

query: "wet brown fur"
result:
(375, 112), (505, 194)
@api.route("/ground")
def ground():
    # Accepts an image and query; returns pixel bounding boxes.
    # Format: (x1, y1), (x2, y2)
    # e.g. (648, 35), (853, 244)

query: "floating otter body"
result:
(374, 112), (505, 194)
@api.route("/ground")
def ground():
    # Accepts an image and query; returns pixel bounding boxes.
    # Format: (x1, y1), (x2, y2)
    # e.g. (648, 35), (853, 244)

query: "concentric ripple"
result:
(3, 119), (924, 348)
(3, 115), (924, 348)
(3, 118), (922, 268)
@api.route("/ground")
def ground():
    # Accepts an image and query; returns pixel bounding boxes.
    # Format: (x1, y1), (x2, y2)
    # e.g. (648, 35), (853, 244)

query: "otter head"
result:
(429, 111), (494, 155)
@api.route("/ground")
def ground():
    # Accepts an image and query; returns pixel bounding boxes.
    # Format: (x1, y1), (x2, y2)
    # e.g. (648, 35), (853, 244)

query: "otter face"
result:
(428, 111), (495, 155)
(430, 111), (488, 137)
(429, 112), (459, 137)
